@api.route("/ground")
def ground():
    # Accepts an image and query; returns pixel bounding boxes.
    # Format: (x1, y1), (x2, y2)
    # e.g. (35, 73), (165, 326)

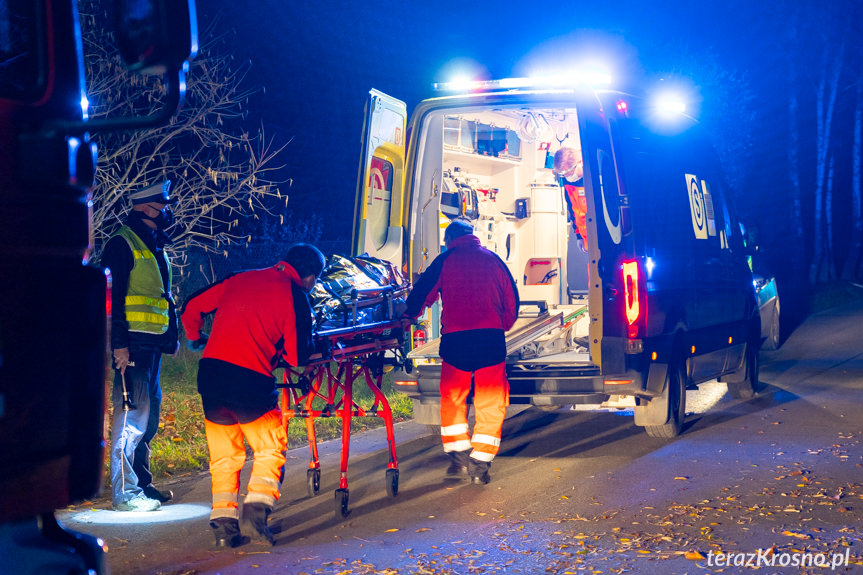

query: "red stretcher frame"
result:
(277, 317), (410, 519)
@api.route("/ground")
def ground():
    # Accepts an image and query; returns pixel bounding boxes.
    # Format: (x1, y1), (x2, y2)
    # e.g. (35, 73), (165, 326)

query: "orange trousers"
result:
(204, 409), (287, 520)
(439, 361), (509, 462)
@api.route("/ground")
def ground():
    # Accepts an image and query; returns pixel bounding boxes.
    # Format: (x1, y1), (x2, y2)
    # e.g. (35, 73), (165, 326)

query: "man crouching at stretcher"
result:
(403, 219), (520, 484)
(181, 244), (325, 547)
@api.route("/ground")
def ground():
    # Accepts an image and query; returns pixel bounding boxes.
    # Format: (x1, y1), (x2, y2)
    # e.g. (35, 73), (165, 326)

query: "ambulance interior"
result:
(411, 106), (593, 362)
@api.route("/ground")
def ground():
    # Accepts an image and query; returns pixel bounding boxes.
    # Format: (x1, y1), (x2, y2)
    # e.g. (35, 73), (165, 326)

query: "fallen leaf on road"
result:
(685, 551), (705, 560)
(674, 477), (688, 481)
(780, 530), (810, 539)
(385, 529), (399, 533)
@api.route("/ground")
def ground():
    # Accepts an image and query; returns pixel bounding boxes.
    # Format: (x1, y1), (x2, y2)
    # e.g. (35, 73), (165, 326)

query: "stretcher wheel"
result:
(335, 488), (349, 518)
(307, 468), (321, 497)
(385, 468), (399, 498)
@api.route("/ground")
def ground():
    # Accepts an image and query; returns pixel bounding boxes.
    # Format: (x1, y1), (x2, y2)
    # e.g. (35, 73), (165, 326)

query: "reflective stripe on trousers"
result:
(439, 361), (509, 462)
(204, 409), (287, 519)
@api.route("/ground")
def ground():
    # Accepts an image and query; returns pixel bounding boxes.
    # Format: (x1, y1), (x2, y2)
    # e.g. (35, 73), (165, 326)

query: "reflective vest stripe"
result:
(126, 296), (169, 309)
(125, 311), (170, 326)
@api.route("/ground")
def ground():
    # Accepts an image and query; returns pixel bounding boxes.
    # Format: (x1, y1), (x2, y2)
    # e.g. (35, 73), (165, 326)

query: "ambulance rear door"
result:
(577, 91), (631, 374)
(352, 89), (407, 267)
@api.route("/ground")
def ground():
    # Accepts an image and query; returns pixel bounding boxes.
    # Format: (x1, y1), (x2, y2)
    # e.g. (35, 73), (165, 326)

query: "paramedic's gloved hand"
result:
(576, 234), (587, 253)
(187, 334), (209, 352)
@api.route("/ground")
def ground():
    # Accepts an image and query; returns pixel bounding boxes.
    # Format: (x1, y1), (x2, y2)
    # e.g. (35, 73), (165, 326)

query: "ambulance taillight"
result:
(622, 259), (647, 342)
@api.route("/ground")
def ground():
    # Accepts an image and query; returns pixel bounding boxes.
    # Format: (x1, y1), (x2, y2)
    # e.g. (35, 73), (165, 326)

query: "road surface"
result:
(59, 298), (863, 574)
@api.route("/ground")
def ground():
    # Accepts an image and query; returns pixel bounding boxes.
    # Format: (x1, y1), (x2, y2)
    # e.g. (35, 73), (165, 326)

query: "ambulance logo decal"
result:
(685, 174), (715, 240)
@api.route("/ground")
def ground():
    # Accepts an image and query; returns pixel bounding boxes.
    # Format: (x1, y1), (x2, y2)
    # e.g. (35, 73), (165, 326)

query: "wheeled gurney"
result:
(276, 285), (410, 519)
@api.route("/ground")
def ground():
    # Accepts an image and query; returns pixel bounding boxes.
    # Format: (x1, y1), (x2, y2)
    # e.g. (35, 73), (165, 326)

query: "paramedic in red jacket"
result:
(181, 244), (325, 547)
(403, 219), (519, 484)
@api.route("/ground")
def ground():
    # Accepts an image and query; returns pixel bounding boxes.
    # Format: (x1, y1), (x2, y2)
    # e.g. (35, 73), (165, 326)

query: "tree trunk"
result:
(825, 152), (836, 280)
(810, 41), (844, 283)
(844, 80), (863, 281)
(786, 8), (805, 280)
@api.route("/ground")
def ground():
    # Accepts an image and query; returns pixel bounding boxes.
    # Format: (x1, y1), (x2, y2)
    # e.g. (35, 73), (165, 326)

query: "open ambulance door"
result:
(577, 93), (628, 373)
(352, 89), (407, 267)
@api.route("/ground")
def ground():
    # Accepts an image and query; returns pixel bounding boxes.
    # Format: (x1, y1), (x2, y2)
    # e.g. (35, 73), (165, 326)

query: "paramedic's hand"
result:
(113, 347), (130, 374)
(187, 334), (209, 352)
(576, 234), (587, 253)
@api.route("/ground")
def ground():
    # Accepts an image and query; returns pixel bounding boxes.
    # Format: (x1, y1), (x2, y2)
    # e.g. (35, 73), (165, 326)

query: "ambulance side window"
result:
(366, 155), (394, 250)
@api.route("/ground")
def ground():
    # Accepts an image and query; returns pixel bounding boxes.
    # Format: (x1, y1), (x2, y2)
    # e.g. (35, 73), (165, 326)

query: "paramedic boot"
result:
(468, 458), (491, 485)
(210, 518), (242, 548)
(241, 502), (275, 545)
(445, 450), (470, 477)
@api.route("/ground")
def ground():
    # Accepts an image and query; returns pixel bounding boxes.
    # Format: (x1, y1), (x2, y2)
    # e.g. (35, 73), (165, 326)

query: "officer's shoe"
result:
(143, 484), (173, 503)
(241, 502), (275, 545)
(210, 517), (243, 548)
(113, 493), (161, 512)
(468, 458), (491, 485)
(445, 450), (470, 477)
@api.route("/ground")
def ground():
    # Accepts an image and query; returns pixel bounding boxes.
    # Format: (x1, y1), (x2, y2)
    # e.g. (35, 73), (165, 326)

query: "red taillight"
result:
(622, 259), (645, 339)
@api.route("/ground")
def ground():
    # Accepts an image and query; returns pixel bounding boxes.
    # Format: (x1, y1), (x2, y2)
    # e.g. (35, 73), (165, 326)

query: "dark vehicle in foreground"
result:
(0, 1), (196, 573)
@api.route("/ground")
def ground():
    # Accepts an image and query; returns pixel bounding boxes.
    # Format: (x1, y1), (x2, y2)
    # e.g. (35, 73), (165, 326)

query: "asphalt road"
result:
(59, 299), (863, 575)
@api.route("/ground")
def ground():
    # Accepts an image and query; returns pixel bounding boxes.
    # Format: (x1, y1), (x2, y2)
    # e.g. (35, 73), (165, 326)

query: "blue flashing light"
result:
(645, 257), (655, 279)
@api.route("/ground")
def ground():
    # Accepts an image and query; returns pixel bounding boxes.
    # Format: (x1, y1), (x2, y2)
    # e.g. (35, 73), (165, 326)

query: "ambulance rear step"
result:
(407, 301), (566, 360)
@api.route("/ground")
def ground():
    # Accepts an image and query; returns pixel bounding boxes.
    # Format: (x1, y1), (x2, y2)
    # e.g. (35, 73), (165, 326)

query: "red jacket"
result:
(181, 262), (314, 376)
(405, 234), (519, 334)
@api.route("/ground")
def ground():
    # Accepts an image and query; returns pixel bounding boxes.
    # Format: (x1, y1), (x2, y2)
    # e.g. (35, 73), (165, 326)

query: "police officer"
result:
(403, 219), (519, 484)
(101, 180), (179, 512)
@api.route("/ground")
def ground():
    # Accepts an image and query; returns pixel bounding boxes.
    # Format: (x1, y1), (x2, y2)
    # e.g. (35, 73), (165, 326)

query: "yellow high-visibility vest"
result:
(115, 226), (172, 334)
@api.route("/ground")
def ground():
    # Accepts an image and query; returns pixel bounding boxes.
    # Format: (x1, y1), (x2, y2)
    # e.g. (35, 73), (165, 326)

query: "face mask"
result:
(144, 207), (174, 230)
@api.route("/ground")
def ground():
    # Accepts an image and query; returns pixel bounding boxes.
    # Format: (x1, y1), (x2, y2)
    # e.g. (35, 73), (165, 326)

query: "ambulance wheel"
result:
(644, 361), (686, 439)
(307, 468), (321, 497)
(726, 339), (760, 400)
(385, 468), (399, 498)
(335, 488), (349, 518)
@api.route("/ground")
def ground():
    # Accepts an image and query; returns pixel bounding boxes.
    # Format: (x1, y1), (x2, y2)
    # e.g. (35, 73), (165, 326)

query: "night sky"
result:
(196, 0), (862, 300)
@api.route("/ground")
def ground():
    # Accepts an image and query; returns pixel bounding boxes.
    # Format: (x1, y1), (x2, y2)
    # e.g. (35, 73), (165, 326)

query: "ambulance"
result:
(352, 77), (760, 438)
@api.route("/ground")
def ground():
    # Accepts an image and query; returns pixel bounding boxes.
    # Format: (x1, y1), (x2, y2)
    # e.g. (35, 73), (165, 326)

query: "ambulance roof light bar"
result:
(432, 70), (613, 93)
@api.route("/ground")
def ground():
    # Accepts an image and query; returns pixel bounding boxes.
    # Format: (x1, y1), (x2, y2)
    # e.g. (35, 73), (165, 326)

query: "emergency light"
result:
(432, 70), (612, 93)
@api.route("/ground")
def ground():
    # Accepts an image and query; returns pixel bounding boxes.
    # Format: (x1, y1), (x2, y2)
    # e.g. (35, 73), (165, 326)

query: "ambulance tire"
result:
(726, 339), (760, 400)
(644, 361), (686, 439)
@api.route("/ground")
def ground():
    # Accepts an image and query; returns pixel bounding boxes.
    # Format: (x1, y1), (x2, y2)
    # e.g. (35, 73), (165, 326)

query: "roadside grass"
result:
(106, 347), (413, 482)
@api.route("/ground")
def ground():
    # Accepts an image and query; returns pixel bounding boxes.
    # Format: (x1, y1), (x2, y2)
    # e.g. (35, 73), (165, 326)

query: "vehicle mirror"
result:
(117, 0), (199, 75)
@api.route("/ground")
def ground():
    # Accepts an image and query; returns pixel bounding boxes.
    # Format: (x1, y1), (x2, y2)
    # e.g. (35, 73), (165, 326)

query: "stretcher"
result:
(276, 285), (410, 519)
